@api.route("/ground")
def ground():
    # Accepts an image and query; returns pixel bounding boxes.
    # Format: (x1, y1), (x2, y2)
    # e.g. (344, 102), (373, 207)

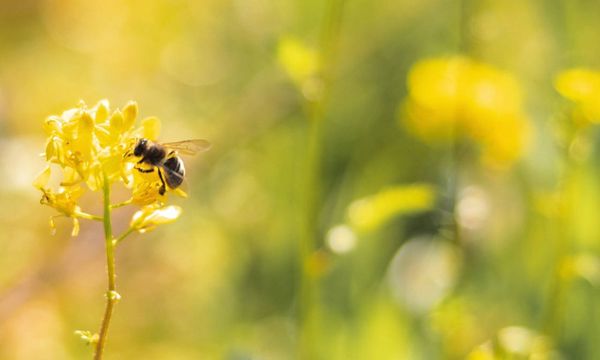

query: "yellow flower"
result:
(278, 36), (318, 85)
(406, 57), (465, 126)
(277, 36), (322, 101)
(33, 166), (90, 236)
(479, 113), (532, 169)
(463, 63), (523, 135)
(130, 168), (167, 206)
(36, 100), (204, 359)
(35, 100), (185, 236)
(141, 116), (161, 141)
(130, 204), (182, 233)
(41, 100), (138, 189)
(555, 68), (600, 122)
(401, 55), (531, 168)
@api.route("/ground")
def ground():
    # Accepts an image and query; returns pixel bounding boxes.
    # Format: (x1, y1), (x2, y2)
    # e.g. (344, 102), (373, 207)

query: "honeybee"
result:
(128, 138), (211, 195)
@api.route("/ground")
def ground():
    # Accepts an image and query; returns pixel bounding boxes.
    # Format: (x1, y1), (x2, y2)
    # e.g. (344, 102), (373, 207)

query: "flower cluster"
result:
(555, 68), (600, 123)
(34, 100), (181, 236)
(401, 56), (532, 168)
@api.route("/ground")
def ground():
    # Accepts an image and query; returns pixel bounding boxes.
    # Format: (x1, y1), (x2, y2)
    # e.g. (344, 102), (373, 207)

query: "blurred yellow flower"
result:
(278, 36), (318, 85)
(560, 253), (600, 286)
(35, 100), (182, 235)
(479, 113), (532, 168)
(430, 297), (483, 357)
(466, 344), (495, 360)
(467, 326), (553, 359)
(277, 36), (322, 101)
(401, 56), (532, 168)
(347, 184), (435, 232)
(555, 68), (600, 122)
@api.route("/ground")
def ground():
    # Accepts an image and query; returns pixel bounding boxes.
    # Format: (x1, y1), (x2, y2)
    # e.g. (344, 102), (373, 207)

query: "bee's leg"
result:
(157, 168), (167, 195)
(134, 161), (155, 173)
(135, 166), (155, 173)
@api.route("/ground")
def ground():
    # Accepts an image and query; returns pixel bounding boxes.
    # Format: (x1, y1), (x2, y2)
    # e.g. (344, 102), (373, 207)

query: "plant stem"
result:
(299, 112), (322, 360)
(543, 136), (580, 337)
(298, 0), (345, 358)
(113, 227), (136, 247)
(75, 211), (104, 222)
(458, 0), (471, 54)
(94, 172), (117, 360)
(110, 199), (132, 209)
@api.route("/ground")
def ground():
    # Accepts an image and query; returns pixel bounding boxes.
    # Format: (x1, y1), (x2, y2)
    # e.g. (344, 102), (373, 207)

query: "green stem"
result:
(299, 113), (322, 360)
(110, 199), (132, 209)
(458, 0), (472, 54)
(94, 172), (118, 360)
(75, 211), (104, 222)
(543, 136), (579, 337)
(298, 0), (346, 358)
(113, 227), (136, 247)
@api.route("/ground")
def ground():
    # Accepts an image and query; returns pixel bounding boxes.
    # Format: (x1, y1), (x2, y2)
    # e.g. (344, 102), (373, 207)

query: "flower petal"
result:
(142, 116), (161, 140)
(33, 166), (51, 189)
(122, 101), (138, 131)
(109, 110), (124, 132)
(130, 205), (182, 233)
(94, 99), (110, 124)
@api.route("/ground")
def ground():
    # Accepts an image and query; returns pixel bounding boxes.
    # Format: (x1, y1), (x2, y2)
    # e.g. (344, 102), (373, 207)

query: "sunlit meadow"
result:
(2, 0), (600, 359)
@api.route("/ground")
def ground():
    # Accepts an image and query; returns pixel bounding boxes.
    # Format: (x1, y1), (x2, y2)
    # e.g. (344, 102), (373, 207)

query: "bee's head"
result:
(133, 138), (148, 157)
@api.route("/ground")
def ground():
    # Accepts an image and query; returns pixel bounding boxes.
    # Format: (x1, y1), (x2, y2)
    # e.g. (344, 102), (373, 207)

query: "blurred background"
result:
(2, 0), (600, 358)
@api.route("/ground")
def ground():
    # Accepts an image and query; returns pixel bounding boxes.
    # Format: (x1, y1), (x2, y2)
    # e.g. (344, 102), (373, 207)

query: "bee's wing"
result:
(162, 139), (211, 156)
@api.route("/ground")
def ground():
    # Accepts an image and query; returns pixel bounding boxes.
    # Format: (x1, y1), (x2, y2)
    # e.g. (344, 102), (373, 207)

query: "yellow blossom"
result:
(130, 205), (182, 233)
(466, 344), (495, 360)
(35, 100), (186, 236)
(401, 55), (531, 168)
(35, 100), (204, 359)
(555, 68), (600, 122)
(277, 36), (322, 100)
(34, 165), (92, 236)
(130, 168), (167, 206)
(277, 36), (318, 85)
(141, 116), (161, 141)
(406, 57), (465, 123)
(467, 327), (554, 359)
(479, 113), (532, 169)
(39, 185), (84, 217)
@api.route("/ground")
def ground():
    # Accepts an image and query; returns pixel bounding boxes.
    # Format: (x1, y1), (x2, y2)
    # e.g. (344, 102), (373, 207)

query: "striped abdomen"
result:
(162, 155), (185, 189)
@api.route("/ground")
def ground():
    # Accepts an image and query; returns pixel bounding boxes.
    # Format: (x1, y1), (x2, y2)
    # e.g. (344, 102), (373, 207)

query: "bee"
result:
(128, 138), (211, 195)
